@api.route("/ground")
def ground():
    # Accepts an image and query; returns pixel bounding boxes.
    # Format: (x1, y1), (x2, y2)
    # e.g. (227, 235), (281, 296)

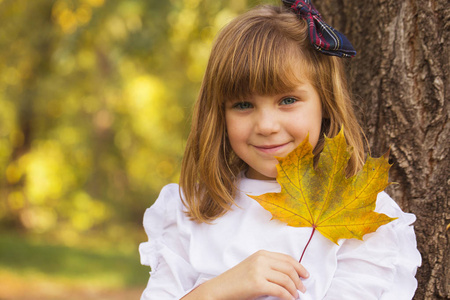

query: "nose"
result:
(255, 109), (280, 136)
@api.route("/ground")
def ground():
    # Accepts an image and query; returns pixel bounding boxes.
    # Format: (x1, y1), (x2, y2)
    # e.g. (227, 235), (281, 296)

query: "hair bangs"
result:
(217, 22), (309, 102)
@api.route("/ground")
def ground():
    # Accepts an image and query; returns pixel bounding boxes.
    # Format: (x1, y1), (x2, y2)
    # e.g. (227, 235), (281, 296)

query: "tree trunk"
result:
(316, 0), (449, 299)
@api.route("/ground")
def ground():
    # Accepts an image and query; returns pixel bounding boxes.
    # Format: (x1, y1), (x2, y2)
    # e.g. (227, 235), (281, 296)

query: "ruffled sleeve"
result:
(139, 184), (199, 300)
(322, 192), (421, 300)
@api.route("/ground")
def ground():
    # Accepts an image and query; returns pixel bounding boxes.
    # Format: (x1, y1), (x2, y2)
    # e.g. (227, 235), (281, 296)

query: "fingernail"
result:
(301, 285), (307, 293)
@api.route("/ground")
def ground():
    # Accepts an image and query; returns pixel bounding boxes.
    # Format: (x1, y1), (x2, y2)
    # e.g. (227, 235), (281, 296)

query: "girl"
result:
(139, 1), (421, 299)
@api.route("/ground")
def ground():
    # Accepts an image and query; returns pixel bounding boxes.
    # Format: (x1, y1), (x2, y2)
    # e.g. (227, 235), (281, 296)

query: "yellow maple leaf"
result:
(249, 129), (397, 254)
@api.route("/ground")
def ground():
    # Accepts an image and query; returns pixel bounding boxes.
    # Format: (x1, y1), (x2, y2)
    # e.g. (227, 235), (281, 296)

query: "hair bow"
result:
(282, 0), (356, 58)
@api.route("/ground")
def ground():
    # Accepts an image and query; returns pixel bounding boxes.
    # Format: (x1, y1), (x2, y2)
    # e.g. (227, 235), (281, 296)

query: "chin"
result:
(260, 169), (278, 180)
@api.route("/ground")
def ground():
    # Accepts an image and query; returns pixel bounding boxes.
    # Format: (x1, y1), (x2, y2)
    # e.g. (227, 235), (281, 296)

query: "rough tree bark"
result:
(316, 0), (449, 299)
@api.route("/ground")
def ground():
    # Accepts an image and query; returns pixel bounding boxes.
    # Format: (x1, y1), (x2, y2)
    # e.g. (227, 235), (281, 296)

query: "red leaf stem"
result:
(299, 226), (316, 263)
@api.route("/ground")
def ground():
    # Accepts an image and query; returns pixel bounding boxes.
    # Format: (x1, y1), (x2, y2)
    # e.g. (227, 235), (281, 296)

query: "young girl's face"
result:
(225, 79), (322, 180)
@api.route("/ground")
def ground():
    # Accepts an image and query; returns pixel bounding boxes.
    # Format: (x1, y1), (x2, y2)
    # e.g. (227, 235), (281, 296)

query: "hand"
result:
(182, 250), (309, 300)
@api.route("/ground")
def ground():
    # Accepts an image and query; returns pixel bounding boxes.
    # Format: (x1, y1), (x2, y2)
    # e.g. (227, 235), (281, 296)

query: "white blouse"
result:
(139, 176), (421, 300)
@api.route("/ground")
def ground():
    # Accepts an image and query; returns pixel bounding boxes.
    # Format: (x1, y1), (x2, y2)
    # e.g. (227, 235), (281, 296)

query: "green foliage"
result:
(0, 0), (278, 239)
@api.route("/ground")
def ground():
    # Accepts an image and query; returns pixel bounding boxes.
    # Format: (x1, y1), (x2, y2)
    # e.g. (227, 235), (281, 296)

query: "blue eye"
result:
(233, 102), (253, 110)
(281, 97), (297, 105)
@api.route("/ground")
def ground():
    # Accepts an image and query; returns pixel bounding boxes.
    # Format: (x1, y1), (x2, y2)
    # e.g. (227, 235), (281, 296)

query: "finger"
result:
(269, 259), (306, 293)
(265, 271), (299, 299)
(264, 252), (309, 278)
(262, 281), (298, 300)
(278, 253), (310, 278)
(251, 251), (309, 293)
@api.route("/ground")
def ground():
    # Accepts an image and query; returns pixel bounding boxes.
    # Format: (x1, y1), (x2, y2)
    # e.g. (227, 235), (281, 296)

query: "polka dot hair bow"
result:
(282, 0), (357, 58)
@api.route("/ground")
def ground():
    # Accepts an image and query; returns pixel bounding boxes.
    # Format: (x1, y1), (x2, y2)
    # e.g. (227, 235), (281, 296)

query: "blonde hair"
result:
(180, 5), (365, 223)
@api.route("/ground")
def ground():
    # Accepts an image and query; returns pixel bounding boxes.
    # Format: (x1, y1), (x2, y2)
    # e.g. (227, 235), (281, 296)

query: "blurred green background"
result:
(0, 0), (276, 298)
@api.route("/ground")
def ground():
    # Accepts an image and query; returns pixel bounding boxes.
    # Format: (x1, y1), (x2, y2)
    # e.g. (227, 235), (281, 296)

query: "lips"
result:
(253, 142), (290, 155)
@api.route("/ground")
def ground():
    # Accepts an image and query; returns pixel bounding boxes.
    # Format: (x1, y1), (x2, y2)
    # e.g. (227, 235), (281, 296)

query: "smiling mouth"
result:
(253, 143), (290, 155)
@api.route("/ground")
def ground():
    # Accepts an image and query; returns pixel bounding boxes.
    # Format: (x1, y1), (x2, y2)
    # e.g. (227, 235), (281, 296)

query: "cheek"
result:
(309, 128), (322, 149)
(226, 118), (242, 147)
(227, 130), (247, 154)
(289, 116), (322, 149)
(226, 112), (251, 138)
(308, 106), (323, 148)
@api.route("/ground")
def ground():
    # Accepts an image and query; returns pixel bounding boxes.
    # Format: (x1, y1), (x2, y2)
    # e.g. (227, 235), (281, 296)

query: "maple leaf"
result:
(249, 128), (396, 256)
